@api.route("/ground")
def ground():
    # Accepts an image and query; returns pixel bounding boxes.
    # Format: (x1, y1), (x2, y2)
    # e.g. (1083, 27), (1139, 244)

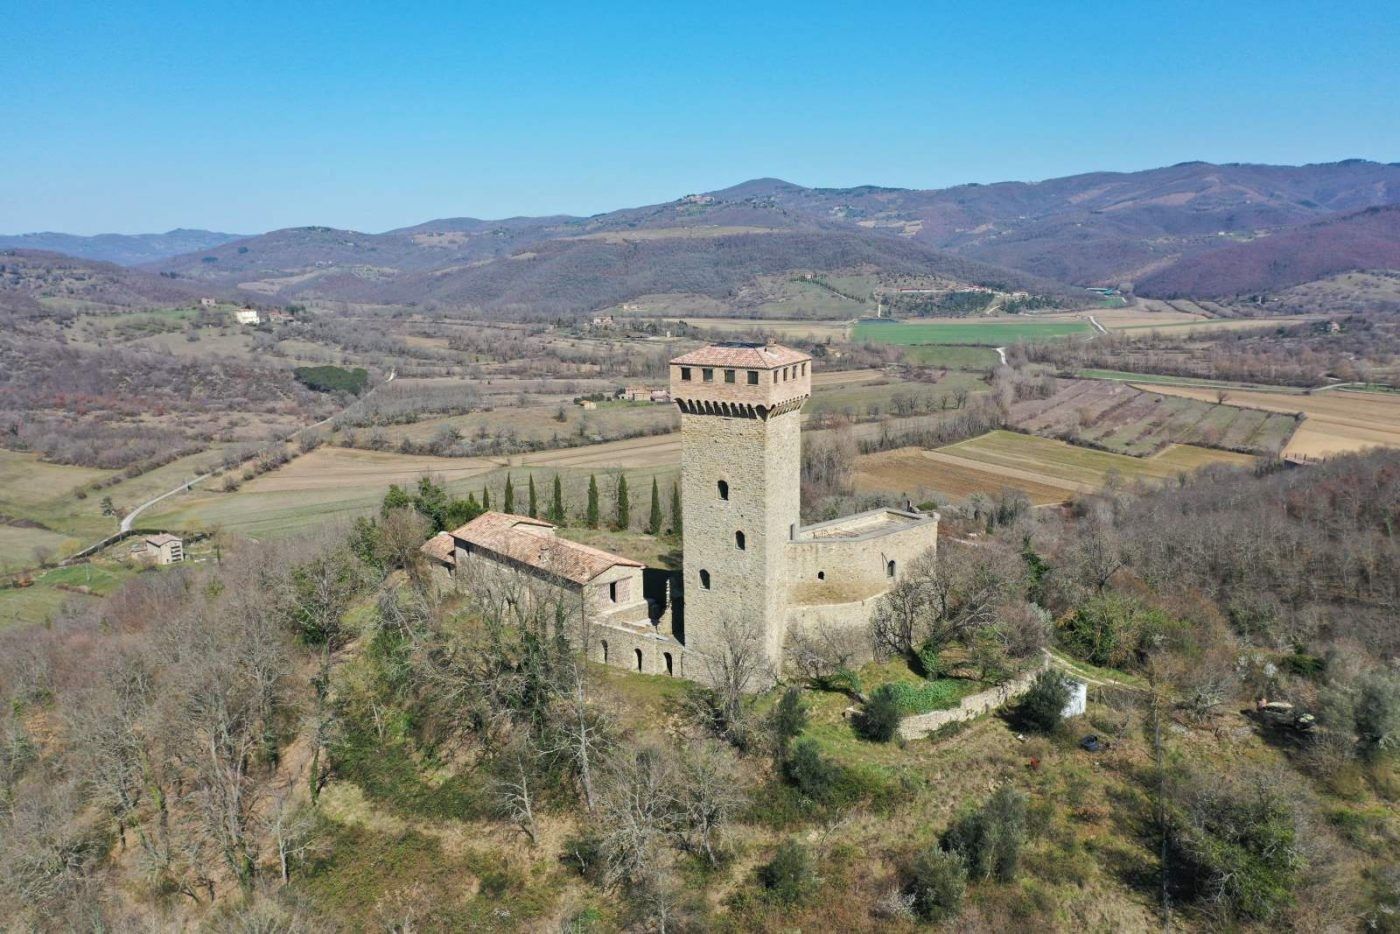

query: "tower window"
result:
(735, 530), (746, 551)
(801, 362), (808, 376)
(724, 369), (735, 383)
(600, 640), (608, 663)
(699, 569), (711, 589)
(887, 560), (897, 578)
(635, 648), (643, 671)
(702, 368), (714, 382)
(772, 371), (779, 384)
(664, 652), (674, 676)
(717, 479), (729, 500)
(680, 367), (692, 381)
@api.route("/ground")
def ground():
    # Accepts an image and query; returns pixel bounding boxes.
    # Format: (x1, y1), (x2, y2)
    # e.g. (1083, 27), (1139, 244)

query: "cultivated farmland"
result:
(1145, 384), (1400, 458)
(854, 430), (1254, 504)
(1011, 380), (1300, 456)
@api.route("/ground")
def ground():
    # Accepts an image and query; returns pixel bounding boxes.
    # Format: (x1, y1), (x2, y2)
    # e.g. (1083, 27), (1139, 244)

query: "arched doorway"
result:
(663, 652), (674, 676)
(634, 648), (644, 671)
(600, 640), (608, 664)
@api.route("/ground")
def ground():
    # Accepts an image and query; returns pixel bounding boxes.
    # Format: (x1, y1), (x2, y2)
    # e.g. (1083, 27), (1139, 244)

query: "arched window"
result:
(600, 640), (609, 664)
(886, 559), (897, 578)
(735, 530), (746, 551)
(699, 569), (711, 589)
(717, 479), (729, 500)
(634, 648), (644, 671)
(817, 571), (826, 581)
(663, 652), (674, 676)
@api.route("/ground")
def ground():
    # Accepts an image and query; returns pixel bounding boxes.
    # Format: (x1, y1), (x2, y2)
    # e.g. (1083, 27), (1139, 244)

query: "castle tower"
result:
(669, 343), (812, 679)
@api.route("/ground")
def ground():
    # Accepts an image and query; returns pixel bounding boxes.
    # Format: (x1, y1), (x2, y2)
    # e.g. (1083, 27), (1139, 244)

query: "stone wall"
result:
(896, 652), (1051, 740)
(786, 519), (938, 598)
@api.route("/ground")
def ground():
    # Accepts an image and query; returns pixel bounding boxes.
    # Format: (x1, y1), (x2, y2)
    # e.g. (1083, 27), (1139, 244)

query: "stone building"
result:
(424, 341), (938, 685)
(135, 533), (184, 565)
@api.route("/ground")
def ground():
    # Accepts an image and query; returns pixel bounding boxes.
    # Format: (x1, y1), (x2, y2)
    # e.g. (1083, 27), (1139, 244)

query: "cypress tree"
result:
(586, 474), (600, 529)
(527, 475), (538, 517)
(503, 475), (515, 514)
(671, 482), (682, 536)
(648, 477), (662, 535)
(615, 474), (630, 530)
(549, 474), (565, 523)
(482, 486), (491, 510)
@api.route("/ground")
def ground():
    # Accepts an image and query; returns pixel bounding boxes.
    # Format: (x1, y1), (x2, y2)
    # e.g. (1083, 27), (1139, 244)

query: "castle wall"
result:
(785, 521), (938, 597)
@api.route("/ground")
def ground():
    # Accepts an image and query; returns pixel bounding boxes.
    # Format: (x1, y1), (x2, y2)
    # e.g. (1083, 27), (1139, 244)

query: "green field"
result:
(852, 318), (1091, 346)
(899, 344), (1003, 369)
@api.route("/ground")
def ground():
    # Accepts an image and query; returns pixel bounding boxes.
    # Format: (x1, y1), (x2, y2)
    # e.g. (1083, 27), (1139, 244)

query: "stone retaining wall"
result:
(896, 651), (1050, 740)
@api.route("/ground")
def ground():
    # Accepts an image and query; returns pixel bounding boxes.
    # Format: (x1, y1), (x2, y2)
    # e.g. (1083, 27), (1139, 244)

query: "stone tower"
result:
(669, 342), (812, 678)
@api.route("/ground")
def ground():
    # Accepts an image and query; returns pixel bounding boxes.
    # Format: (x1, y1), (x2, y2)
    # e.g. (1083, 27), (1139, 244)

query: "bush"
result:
(769, 687), (808, 748)
(783, 739), (841, 802)
(1019, 669), (1070, 734)
(1354, 670), (1400, 760)
(1059, 593), (1171, 668)
(854, 685), (904, 742)
(942, 786), (1028, 882)
(757, 839), (818, 905)
(906, 848), (967, 923)
(915, 641), (944, 678)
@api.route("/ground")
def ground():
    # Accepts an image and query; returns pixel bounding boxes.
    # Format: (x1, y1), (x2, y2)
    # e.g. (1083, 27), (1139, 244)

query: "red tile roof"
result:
(448, 512), (642, 584)
(420, 531), (456, 566)
(671, 342), (810, 369)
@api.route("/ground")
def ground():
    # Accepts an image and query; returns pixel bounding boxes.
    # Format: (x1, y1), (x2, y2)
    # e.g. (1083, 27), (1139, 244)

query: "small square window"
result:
(680, 367), (692, 381)
(746, 370), (758, 385)
(702, 368), (714, 382)
(724, 369), (735, 383)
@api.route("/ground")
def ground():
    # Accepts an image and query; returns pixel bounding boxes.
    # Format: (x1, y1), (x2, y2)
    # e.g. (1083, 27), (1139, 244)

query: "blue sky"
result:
(4, 0), (1397, 234)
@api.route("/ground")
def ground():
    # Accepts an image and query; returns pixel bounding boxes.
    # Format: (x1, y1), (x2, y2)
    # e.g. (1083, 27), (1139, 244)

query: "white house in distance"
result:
(234, 308), (261, 325)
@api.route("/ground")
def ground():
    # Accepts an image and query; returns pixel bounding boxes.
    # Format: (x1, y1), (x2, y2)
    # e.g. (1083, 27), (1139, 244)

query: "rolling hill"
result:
(1134, 205), (1400, 298)
(14, 158), (1386, 314)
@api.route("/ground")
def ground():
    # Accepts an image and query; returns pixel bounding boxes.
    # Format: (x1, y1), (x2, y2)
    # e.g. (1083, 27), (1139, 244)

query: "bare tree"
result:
(673, 739), (746, 865)
(495, 736), (541, 845)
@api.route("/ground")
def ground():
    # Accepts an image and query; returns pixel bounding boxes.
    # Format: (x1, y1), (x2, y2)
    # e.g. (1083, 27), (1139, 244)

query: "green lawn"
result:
(852, 318), (1090, 346)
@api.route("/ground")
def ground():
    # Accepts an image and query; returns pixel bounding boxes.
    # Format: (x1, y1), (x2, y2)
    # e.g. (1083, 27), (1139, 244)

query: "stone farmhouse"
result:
(422, 341), (939, 685)
(134, 533), (184, 565)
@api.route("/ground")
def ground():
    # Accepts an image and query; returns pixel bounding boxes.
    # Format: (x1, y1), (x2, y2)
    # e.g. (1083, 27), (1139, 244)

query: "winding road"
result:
(75, 371), (396, 558)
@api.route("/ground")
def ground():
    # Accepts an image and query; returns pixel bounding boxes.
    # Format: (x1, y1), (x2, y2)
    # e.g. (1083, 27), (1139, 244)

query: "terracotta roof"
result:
(671, 342), (810, 369)
(144, 533), (181, 546)
(420, 531), (456, 566)
(448, 512), (642, 584)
